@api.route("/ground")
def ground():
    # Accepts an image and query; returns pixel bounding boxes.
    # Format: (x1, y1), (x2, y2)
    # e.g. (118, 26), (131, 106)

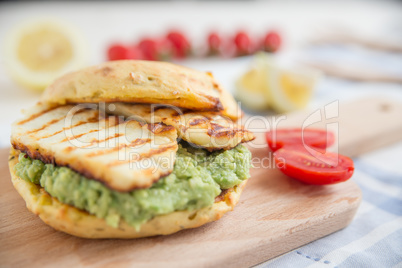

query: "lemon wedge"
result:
(235, 67), (270, 110)
(268, 67), (319, 113)
(236, 53), (320, 113)
(4, 18), (87, 91)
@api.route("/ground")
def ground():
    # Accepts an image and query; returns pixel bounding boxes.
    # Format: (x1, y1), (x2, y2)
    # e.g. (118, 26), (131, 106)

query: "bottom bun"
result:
(8, 151), (247, 239)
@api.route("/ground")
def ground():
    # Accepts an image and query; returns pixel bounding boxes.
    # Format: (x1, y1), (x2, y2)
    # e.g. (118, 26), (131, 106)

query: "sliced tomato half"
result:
(274, 145), (354, 185)
(266, 128), (335, 151)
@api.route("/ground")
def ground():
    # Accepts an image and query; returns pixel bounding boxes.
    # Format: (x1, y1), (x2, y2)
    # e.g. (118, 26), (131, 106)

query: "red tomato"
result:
(107, 44), (129, 61)
(274, 145), (354, 185)
(126, 45), (144, 60)
(234, 31), (252, 56)
(207, 32), (222, 55)
(263, 31), (281, 53)
(266, 128), (335, 151)
(166, 31), (191, 58)
(138, 39), (160, 61)
(158, 38), (174, 60)
(107, 44), (143, 60)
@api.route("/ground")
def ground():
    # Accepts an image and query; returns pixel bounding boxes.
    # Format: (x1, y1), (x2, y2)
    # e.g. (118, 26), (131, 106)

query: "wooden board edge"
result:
(215, 183), (362, 267)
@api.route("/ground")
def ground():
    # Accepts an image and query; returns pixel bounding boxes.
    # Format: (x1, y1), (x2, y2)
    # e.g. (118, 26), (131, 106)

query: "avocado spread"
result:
(15, 143), (252, 229)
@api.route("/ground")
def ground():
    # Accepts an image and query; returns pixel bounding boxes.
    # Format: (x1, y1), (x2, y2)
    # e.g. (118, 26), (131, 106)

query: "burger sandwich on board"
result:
(9, 60), (255, 238)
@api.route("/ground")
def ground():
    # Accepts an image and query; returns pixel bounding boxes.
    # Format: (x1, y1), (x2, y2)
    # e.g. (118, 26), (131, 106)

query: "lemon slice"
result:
(268, 67), (319, 113)
(236, 52), (320, 113)
(4, 18), (87, 91)
(235, 67), (270, 110)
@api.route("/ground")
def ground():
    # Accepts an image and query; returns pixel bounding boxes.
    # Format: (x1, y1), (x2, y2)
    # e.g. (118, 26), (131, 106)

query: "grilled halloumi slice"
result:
(106, 103), (255, 151)
(11, 103), (178, 192)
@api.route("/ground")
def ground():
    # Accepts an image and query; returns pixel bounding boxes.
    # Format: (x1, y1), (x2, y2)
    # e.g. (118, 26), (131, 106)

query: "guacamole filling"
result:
(14, 143), (252, 230)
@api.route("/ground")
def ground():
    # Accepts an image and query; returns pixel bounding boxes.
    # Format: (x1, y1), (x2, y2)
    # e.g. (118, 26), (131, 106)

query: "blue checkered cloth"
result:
(258, 142), (402, 268)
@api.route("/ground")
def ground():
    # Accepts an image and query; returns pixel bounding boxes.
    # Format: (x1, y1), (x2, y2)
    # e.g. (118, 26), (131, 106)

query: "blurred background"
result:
(1, 0), (402, 147)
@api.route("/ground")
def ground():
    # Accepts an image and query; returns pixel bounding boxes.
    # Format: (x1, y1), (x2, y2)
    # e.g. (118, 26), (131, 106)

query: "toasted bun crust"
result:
(9, 151), (247, 239)
(41, 60), (241, 119)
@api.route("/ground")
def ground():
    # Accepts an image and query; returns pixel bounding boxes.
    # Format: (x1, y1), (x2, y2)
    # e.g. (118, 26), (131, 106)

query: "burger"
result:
(9, 60), (255, 238)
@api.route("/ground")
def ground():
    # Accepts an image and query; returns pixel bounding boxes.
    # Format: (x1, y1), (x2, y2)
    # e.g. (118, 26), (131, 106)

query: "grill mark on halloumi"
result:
(58, 116), (120, 143)
(40, 113), (100, 139)
(84, 138), (151, 157)
(12, 140), (56, 165)
(11, 103), (178, 192)
(25, 118), (64, 134)
(26, 109), (89, 133)
(188, 117), (211, 126)
(16, 105), (61, 125)
(79, 133), (125, 149)
(147, 123), (176, 134)
(25, 108), (87, 135)
(106, 103), (255, 151)
(107, 144), (178, 167)
(60, 129), (101, 143)
(206, 122), (249, 138)
(62, 132), (125, 152)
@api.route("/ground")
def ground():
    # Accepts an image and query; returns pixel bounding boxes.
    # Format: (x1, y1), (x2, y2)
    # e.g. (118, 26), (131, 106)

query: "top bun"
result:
(41, 60), (241, 120)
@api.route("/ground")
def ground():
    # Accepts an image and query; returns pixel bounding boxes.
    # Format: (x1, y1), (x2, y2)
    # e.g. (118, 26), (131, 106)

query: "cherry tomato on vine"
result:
(138, 39), (162, 61)
(234, 31), (253, 56)
(107, 44), (143, 60)
(207, 32), (222, 55)
(263, 31), (281, 53)
(126, 46), (144, 60)
(107, 44), (129, 61)
(166, 31), (191, 58)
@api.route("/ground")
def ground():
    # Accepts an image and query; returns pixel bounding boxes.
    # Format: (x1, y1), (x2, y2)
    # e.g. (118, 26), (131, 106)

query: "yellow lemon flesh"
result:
(4, 19), (87, 91)
(17, 27), (73, 72)
(236, 53), (319, 113)
(269, 69), (317, 113)
(235, 67), (270, 110)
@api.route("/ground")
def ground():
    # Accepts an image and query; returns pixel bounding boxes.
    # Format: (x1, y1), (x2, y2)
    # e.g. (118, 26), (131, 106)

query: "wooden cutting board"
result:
(1, 97), (402, 268)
